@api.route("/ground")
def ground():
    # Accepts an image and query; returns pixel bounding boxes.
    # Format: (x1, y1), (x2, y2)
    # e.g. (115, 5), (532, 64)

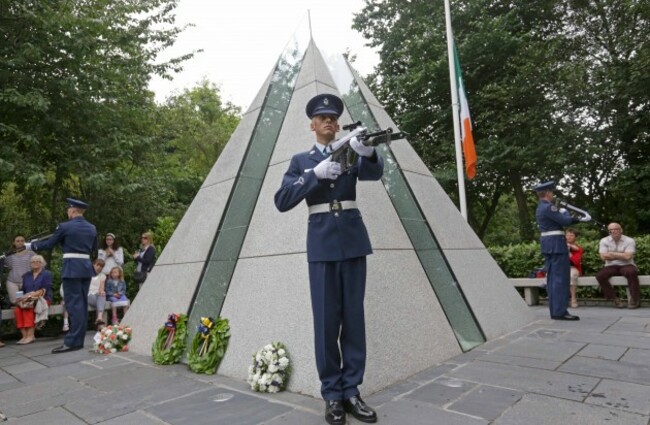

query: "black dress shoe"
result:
(343, 395), (377, 423)
(551, 314), (580, 321)
(51, 345), (83, 354)
(325, 400), (346, 425)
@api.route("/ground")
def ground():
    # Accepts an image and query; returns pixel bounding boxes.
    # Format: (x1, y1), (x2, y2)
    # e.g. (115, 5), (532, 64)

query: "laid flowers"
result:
(188, 316), (231, 374)
(152, 313), (188, 365)
(94, 324), (132, 354)
(247, 342), (291, 393)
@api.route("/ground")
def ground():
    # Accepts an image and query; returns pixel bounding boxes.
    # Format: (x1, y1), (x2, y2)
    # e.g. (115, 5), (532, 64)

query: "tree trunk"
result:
(510, 173), (534, 242)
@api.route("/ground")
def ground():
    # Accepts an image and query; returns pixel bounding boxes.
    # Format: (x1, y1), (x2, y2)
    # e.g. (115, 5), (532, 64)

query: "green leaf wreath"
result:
(188, 316), (231, 374)
(151, 313), (188, 365)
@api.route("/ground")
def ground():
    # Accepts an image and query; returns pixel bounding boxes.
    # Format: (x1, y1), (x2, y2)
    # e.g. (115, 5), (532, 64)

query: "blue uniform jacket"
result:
(536, 199), (576, 254)
(274, 145), (384, 262)
(32, 217), (97, 278)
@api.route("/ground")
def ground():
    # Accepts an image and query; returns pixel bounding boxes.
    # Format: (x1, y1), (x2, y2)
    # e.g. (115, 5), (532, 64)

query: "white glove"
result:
(313, 157), (342, 180)
(24, 243), (32, 251)
(350, 137), (374, 157)
(559, 208), (567, 214)
(579, 213), (592, 222)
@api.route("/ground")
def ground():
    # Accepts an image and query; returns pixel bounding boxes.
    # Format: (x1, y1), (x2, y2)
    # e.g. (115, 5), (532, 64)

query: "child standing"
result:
(105, 266), (130, 325)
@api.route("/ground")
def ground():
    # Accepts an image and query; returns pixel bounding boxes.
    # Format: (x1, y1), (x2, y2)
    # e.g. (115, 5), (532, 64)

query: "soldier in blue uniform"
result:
(275, 94), (382, 425)
(26, 198), (97, 352)
(534, 181), (585, 321)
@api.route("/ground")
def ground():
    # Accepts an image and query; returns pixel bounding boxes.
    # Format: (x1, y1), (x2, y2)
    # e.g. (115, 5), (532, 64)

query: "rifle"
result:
(0, 231), (53, 260)
(329, 121), (408, 172)
(555, 199), (607, 232)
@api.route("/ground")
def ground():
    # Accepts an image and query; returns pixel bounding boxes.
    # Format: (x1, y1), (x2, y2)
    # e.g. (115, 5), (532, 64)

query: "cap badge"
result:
(323, 97), (329, 106)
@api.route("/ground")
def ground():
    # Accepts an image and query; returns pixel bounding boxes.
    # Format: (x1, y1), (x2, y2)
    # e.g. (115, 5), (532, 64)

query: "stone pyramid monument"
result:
(124, 32), (534, 397)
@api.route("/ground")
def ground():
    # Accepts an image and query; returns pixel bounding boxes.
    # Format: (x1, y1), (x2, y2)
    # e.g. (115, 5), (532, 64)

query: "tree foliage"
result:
(354, 0), (650, 243)
(0, 1), (240, 259)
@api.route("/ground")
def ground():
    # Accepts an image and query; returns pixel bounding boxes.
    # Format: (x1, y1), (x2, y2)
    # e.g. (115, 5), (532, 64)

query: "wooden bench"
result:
(1, 302), (120, 321)
(511, 275), (650, 306)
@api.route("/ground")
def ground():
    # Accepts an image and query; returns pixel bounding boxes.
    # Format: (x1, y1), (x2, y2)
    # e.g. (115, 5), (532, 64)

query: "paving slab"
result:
(476, 352), (562, 370)
(448, 360), (599, 401)
(8, 406), (88, 425)
(144, 388), (293, 425)
(619, 347), (650, 365)
(96, 411), (171, 425)
(493, 393), (647, 425)
(376, 398), (488, 425)
(448, 384), (524, 421)
(586, 379), (650, 415)
(559, 355), (650, 386)
(577, 343), (627, 360)
(405, 377), (477, 407)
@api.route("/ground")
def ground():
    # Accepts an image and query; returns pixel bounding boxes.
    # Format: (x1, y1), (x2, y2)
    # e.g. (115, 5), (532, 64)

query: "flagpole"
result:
(444, 0), (468, 220)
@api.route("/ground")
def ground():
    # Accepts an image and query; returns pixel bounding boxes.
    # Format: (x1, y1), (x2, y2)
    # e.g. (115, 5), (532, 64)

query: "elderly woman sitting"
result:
(15, 255), (53, 345)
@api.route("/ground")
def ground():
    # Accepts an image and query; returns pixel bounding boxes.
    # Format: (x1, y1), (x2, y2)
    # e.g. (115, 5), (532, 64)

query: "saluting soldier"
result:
(275, 94), (382, 425)
(534, 181), (583, 321)
(26, 198), (97, 352)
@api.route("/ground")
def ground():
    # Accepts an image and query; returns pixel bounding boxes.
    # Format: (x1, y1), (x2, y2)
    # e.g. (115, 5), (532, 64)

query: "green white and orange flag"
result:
(453, 46), (477, 179)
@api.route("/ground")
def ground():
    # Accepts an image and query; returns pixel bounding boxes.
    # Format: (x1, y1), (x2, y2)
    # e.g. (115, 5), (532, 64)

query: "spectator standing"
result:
(596, 223), (640, 309)
(15, 255), (52, 344)
(566, 228), (583, 308)
(98, 233), (124, 275)
(4, 234), (36, 305)
(133, 232), (156, 289)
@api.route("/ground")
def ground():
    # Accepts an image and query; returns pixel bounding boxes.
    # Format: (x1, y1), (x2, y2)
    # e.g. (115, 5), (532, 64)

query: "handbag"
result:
(17, 296), (39, 309)
(134, 270), (148, 284)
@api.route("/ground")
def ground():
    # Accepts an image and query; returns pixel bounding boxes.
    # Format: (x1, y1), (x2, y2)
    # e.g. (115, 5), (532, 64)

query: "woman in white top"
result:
(98, 233), (124, 275)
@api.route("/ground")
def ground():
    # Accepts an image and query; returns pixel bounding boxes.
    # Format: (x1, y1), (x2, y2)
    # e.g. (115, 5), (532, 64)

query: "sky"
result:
(148, 0), (379, 109)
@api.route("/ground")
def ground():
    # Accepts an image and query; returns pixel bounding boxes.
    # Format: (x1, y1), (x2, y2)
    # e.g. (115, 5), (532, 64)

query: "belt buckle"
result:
(330, 201), (342, 212)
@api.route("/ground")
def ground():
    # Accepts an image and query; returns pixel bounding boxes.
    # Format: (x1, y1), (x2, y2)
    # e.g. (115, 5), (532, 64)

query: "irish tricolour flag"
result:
(453, 47), (477, 180)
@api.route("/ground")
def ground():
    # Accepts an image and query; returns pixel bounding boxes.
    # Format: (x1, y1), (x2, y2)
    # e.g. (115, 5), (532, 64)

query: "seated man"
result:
(596, 222), (640, 309)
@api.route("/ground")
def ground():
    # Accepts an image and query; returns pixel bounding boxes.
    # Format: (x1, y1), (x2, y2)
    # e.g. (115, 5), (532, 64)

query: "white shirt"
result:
(599, 234), (636, 267)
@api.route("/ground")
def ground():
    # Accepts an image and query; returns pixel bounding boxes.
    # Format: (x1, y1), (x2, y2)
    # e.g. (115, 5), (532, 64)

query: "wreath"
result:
(188, 316), (230, 374)
(247, 342), (291, 393)
(151, 313), (188, 365)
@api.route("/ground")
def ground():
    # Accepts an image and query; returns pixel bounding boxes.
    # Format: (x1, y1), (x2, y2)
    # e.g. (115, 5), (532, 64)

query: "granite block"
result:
(578, 343), (627, 360)
(559, 355), (650, 386)
(406, 377), (477, 407)
(8, 406), (87, 425)
(619, 347), (650, 365)
(491, 338), (585, 362)
(376, 398), (489, 425)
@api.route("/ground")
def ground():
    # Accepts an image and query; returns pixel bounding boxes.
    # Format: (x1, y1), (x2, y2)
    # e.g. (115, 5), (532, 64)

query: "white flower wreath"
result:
(247, 342), (291, 393)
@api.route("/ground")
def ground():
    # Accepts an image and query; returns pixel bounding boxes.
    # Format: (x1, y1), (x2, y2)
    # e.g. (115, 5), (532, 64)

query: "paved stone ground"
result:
(1, 306), (650, 424)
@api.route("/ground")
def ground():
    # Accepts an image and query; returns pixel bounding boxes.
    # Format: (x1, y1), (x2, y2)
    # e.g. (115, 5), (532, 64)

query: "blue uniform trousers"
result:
(543, 253), (570, 318)
(309, 257), (367, 401)
(63, 278), (91, 348)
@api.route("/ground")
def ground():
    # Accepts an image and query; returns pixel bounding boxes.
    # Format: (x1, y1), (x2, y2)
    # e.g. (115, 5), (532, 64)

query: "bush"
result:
(488, 235), (650, 299)
(488, 235), (650, 278)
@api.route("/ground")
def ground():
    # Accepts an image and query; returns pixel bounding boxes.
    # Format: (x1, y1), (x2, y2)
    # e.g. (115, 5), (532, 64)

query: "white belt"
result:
(309, 200), (358, 215)
(63, 253), (90, 259)
(540, 230), (564, 237)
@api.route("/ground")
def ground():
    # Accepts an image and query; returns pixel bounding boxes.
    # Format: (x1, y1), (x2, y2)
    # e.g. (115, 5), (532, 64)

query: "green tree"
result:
(0, 0), (194, 235)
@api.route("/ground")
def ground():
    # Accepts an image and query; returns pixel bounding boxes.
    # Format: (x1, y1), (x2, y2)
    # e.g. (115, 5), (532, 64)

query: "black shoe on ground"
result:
(551, 314), (580, 321)
(51, 345), (83, 354)
(343, 395), (377, 423)
(325, 400), (346, 425)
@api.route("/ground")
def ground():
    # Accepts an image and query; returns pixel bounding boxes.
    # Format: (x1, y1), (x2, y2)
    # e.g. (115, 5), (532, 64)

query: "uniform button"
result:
(334, 213), (339, 217)
(330, 183), (335, 188)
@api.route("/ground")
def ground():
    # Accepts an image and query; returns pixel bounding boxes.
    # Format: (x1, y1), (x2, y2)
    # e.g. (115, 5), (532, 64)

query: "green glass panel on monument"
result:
(185, 23), (310, 347)
(325, 53), (485, 351)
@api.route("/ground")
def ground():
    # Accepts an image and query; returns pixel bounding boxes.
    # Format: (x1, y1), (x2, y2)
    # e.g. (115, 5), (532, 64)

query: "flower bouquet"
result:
(247, 342), (291, 393)
(93, 324), (132, 354)
(187, 316), (230, 374)
(152, 313), (188, 365)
